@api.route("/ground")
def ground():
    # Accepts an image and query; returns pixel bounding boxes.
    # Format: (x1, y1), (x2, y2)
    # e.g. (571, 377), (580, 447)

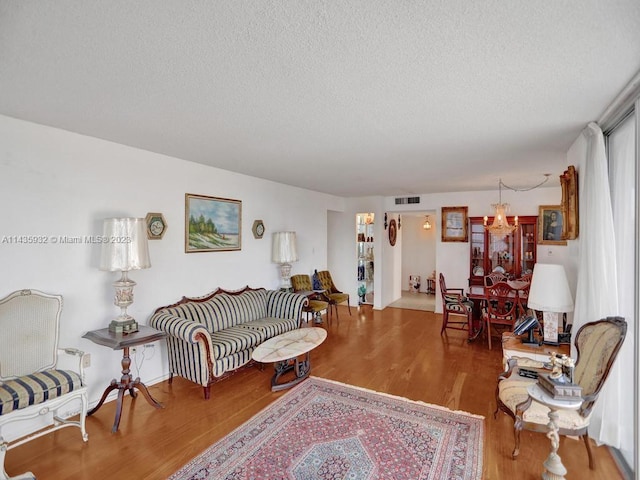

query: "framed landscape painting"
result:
(441, 206), (468, 242)
(185, 194), (242, 252)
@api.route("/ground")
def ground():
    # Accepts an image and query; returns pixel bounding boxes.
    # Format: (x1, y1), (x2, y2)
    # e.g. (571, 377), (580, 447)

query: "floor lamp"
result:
(100, 218), (151, 333)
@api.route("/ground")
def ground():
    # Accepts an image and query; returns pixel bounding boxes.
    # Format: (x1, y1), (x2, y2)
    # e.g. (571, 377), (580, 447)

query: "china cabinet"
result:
(469, 216), (537, 286)
(356, 213), (375, 304)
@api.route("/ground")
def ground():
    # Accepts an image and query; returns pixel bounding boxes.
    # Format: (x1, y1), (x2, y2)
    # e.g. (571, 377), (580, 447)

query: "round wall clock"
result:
(252, 219), (265, 239)
(145, 212), (167, 240)
(388, 218), (397, 246)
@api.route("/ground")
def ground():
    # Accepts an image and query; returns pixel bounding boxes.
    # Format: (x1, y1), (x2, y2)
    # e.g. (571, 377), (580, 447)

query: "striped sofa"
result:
(149, 286), (308, 399)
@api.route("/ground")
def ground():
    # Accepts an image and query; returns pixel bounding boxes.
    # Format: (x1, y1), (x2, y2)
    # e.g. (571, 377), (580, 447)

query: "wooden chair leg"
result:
(582, 434), (595, 469)
(440, 311), (448, 334)
(512, 423), (521, 459)
(487, 319), (493, 350)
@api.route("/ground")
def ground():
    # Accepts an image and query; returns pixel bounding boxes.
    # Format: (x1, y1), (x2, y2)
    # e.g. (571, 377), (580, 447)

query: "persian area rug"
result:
(170, 377), (484, 480)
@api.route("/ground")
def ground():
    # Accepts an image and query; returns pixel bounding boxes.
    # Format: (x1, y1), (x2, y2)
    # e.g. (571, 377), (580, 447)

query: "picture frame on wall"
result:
(441, 206), (468, 242)
(538, 205), (567, 246)
(185, 193), (242, 253)
(560, 165), (579, 240)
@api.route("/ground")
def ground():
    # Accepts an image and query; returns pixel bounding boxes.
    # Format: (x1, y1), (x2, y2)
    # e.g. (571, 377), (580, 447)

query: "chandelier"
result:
(484, 179), (518, 236)
(422, 215), (432, 230)
(483, 175), (551, 236)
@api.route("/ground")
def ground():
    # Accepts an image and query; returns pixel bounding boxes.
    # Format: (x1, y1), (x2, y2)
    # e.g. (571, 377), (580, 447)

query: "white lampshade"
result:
(271, 232), (299, 264)
(527, 263), (574, 312)
(100, 218), (151, 272)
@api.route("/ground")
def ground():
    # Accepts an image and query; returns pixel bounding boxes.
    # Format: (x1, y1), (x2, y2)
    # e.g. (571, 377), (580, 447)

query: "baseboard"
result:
(608, 446), (634, 479)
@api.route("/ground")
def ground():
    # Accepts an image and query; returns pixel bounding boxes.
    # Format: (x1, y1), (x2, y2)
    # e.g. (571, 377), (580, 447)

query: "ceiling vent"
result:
(394, 196), (421, 205)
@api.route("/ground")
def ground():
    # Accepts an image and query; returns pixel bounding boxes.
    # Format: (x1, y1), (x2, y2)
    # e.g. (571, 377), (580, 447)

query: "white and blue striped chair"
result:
(0, 289), (88, 480)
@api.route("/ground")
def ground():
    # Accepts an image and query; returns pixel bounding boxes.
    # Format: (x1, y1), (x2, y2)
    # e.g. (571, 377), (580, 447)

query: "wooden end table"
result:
(82, 325), (166, 433)
(502, 332), (570, 370)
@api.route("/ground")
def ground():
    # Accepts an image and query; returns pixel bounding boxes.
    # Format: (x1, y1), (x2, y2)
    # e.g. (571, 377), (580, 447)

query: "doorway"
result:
(388, 211), (436, 311)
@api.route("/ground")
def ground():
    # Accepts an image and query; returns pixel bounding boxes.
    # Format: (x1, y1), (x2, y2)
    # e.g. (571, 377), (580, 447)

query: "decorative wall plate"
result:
(145, 212), (167, 240)
(388, 218), (397, 246)
(252, 219), (265, 239)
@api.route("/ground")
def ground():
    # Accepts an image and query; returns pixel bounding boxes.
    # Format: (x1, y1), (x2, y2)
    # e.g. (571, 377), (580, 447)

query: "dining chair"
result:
(439, 273), (474, 337)
(484, 272), (508, 287)
(483, 281), (519, 349)
(517, 273), (533, 283)
(495, 316), (627, 469)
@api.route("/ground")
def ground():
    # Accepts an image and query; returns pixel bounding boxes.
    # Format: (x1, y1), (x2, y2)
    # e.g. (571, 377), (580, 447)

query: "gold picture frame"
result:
(560, 165), (579, 240)
(441, 206), (468, 242)
(538, 205), (567, 246)
(185, 194), (242, 253)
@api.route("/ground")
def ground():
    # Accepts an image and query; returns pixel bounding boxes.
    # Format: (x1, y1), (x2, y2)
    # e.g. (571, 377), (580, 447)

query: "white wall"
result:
(0, 115), (344, 421)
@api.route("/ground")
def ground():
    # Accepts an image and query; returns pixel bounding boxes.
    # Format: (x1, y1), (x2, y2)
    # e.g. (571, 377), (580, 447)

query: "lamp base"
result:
(542, 311), (560, 344)
(109, 317), (139, 334)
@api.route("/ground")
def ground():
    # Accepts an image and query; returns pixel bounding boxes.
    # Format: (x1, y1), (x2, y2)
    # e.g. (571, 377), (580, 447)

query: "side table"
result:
(252, 327), (327, 391)
(502, 332), (570, 370)
(527, 383), (582, 480)
(82, 325), (167, 433)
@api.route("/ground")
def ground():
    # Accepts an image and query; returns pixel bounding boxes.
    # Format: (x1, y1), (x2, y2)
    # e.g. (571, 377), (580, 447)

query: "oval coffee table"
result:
(252, 327), (327, 391)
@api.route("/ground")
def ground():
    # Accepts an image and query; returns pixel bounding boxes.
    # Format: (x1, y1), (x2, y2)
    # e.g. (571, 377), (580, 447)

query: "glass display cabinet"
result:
(356, 213), (375, 305)
(469, 216), (537, 286)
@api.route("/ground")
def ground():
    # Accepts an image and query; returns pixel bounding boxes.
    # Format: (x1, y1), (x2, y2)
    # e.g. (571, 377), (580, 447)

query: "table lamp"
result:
(527, 263), (573, 345)
(100, 217), (151, 333)
(272, 232), (298, 291)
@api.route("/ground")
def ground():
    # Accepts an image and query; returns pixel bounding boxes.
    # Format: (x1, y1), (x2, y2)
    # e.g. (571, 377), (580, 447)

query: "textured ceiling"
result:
(1, 1), (640, 197)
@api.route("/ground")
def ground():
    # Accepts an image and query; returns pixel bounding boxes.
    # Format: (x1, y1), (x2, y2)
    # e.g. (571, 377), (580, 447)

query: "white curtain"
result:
(573, 122), (620, 445)
(608, 113), (636, 462)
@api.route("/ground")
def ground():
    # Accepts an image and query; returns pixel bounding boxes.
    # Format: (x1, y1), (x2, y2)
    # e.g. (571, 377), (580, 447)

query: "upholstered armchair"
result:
(0, 289), (89, 480)
(495, 316), (627, 469)
(439, 273), (474, 337)
(291, 274), (329, 324)
(312, 270), (351, 322)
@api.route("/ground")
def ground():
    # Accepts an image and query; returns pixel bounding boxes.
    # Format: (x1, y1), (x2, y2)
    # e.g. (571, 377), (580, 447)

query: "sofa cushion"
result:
(209, 325), (266, 358)
(0, 369), (83, 415)
(239, 317), (299, 338)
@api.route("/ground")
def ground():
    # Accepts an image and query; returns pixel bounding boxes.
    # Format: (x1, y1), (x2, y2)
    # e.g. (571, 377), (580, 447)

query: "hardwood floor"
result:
(5, 306), (625, 479)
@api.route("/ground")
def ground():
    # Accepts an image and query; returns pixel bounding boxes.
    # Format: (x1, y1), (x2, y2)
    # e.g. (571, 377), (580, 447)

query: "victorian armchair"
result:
(312, 270), (351, 322)
(0, 289), (89, 480)
(439, 273), (474, 337)
(495, 316), (627, 469)
(291, 274), (329, 324)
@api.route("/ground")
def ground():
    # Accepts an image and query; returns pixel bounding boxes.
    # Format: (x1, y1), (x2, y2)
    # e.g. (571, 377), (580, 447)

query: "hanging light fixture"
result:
(484, 175), (551, 237)
(484, 179), (518, 236)
(422, 216), (432, 230)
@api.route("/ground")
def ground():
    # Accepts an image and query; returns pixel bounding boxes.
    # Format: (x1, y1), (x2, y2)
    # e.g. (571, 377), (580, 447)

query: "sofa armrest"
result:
(149, 312), (212, 346)
(266, 290), (308, 322)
